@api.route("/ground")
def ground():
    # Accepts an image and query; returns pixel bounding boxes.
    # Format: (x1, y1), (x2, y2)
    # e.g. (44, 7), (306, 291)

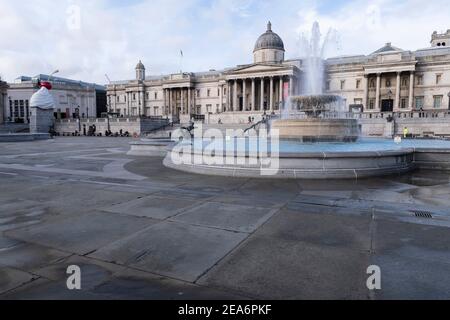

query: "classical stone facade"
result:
(0, 80), (8, 124)
(7, 75), (106, 123)
(107, 24), (450, 124)
(107, 22), (300, 124)
(326, 40), (450, 113)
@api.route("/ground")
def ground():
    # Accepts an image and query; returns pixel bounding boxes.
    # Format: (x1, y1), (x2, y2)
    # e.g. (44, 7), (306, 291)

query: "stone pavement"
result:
(1, 137), (450, 300)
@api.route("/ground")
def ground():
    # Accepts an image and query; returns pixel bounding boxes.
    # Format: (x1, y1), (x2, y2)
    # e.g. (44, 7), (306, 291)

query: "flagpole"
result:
(179, 50), (183, 73)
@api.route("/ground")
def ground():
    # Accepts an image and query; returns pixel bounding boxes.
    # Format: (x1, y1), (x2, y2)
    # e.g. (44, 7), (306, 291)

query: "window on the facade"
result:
(417, 76), (423, 85)
(9, 100), (13, 119)
(13, 100), (19, 118)
(385, 79), (391, 88)
(133, 93), (136, 100)
(400, 98), (407, 109)
(369, 79), (376, 88)
(436, 74), (442, 85)
(415, 97), (424, 109)
(146, 93), (149, 100)
(207, 89), (211, 97)
(155, 92), (158, 100)
(369, 99), (375, 110)
(401, 78), (408, 87)
(117, 96), (119, 102)
(340, 80), (345, 90)
(124, 95), (127, 102)
(326, 81), (331, 91)
(196, 90), (200, 98)
(19, 100), (24, 117)
(433, 95), (443, 108)
(356, 80), (361, 89)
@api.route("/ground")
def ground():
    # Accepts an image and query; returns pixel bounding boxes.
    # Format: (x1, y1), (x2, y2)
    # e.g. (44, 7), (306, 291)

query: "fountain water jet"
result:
(272, 22), (359, 142)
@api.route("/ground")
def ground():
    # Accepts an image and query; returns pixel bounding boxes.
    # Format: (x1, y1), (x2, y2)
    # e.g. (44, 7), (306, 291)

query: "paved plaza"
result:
(1, 137), (450, 299)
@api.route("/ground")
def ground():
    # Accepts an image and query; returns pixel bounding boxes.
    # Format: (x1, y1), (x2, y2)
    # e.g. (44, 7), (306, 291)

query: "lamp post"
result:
(386, 89), (393, 113)
(49, 70), (59, 82)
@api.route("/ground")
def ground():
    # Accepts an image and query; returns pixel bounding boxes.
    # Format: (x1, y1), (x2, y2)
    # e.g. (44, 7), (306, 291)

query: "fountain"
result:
(271, 22), (359, 143)
(272, 95), (359, 142)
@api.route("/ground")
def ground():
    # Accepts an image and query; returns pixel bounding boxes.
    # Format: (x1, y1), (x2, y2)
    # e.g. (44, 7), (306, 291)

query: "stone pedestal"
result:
(384, 121), (395, 138)
(30, 107), (54, 134)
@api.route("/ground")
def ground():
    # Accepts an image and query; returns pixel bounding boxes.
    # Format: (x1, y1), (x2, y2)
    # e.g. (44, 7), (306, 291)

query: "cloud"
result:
(0, 0), (449, 84)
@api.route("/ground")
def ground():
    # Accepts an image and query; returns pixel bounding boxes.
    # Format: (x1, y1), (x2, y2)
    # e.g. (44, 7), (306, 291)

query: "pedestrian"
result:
(403, 127), (409, 138)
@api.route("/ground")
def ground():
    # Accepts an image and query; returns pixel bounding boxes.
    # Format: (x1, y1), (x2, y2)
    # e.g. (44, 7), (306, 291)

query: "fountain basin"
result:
(128, 138), (176, 157)
(271, 118), (359, 142)
(162, 138), (422, 179)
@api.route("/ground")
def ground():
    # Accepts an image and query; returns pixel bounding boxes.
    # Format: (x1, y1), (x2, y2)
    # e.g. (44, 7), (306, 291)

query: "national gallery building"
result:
(106, 23), (450, 124)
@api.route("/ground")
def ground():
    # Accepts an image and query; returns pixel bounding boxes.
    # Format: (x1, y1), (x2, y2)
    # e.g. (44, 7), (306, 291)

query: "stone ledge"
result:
(0, 133), (51, 143)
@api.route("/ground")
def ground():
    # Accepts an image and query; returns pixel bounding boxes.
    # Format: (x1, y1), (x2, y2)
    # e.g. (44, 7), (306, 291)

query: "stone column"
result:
(289, 77), (294, 96)
(375, 73), (381, 111)
(188, 88), (192, 115)
(409, 71), (415, 109)
(167, 90), (171, 115)
(181, 88), (185, 115)
(395, 72), (401, 110)
(127, 92), (131, 116)
(233, 79), (238, 112)
(260, 78), (265, 111)
(251, 78), (256, 111)
(270, 77), (274, 112)
(140, 90), (144, 116)
(167, 89), (171, 116)
(163, 89), (167, 115)
(279, 77), (284, 110)
(193, 88), (197, 114)
(219, 85), (223, 113)
(226, 81), (230, 111)
(363, 75), (369, 109)
(243, 79), (247, 111)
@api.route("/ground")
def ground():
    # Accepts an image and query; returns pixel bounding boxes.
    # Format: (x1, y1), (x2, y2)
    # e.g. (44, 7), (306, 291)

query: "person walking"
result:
(403, 127), (409, 138)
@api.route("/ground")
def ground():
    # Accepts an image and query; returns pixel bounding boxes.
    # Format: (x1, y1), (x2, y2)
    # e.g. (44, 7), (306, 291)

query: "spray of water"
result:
(298, 22), (339, 95)
(280, 22), (340, 120)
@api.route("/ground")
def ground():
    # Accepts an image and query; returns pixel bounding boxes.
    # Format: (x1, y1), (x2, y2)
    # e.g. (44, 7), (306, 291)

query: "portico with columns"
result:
(364, 60), (417, 112)
(224, 66), (298, 114)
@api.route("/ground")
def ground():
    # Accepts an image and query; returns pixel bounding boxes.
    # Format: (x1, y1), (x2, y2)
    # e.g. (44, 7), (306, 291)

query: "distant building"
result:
(107, 22), (450, 124)
(0, 79), (8, 124)
(6, 75), (106, 123)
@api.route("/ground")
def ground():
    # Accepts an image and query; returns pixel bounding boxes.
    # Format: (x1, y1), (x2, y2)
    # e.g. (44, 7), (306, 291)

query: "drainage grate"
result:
(410, 210), (433, 219)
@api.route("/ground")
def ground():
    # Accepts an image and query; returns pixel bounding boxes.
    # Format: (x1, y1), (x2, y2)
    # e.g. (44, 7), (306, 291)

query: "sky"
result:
(0, 0), (449, 84)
